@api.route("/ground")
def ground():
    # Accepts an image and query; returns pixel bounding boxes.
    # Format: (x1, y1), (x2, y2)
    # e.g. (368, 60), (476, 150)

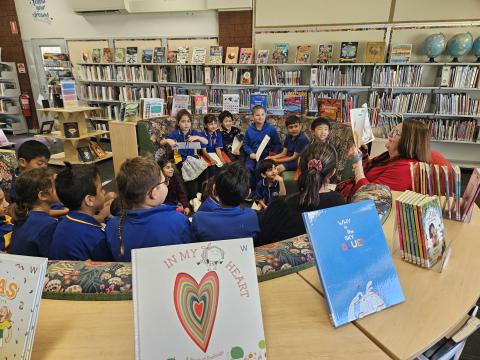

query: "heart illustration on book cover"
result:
(174, 271), (219, 352)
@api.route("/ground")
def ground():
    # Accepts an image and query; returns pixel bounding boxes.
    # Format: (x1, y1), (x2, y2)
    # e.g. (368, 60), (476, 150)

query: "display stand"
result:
(36, 107), (112, 166)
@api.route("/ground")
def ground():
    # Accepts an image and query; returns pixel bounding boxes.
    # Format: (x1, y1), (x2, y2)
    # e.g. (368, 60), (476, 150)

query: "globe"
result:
(447, 32), (473, 61)
(472, 36), (480, 61)
(422, 33), (446, 62)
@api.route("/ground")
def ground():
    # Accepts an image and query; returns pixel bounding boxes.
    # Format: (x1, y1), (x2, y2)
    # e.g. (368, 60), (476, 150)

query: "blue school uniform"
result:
(254, 178), (280, 205)
(166, 129), (206, 163)
(282, 132), (310, 171)
(9, 211), (58, 257)
(192, 206), (259, 242)
(49, 211), (112, 261)
(105, 205), (192, 262)
(203, 130), (223, 153)
(0, 215), (13, 252)
(243, 122), (281, 159)
(197, 197), (220, 212)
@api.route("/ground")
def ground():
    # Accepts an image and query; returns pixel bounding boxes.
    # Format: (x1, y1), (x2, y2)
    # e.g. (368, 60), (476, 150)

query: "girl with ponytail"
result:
(256, 142), (345, 246)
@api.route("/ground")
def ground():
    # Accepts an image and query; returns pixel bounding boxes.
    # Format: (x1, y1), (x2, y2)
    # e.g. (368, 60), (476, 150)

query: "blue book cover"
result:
(302, 200), (405, 327)
(250, 93), (267, 112)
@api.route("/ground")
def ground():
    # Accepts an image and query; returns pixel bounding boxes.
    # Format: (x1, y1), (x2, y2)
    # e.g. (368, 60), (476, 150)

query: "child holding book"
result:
(105, 156), (192, 262)
(9, 168), (59, 257)
(158, 159), (190, 216)
(243, 105), (282, 190)
(192, 163), (259, 242)
(202, 114), (228, 178)
(267, 115), (309, 174)
(0, 188), (12, 252)
(219, 110), (243, 162)
(49, 163), (113, 261)
(254, 159), (286, 209)
(161, 110), (208, 200)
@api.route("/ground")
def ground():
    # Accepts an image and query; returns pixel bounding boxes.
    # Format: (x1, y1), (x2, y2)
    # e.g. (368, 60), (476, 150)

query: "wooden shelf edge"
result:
(49, 152), (113, 166)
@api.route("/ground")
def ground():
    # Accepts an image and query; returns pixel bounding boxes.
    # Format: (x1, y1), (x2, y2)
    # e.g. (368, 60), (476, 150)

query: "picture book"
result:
(0, 253), (47, 360)
(124, 101), (140, 122)
(63, 122), (80, 138)
(81, 49), (90, 63)
(222, 94), (240, 114)
(240, 69), (253, 85)
(225, 47), (239, 64)
(283, 94), (303, 113)
(153, 47), (166, 63)
(92, 48), (102, 63)
(209, 46), (223, 64)
(60, 80), (78, 108)
(115, 48), (126, 63)
(102, 48), (113, 63)
(302, 201), (405, 327)
(142, 98), (164, 119)
(126, 47), (138, 64)
(0, 149), (17, 193)
(340, 42), (358, 63)
(249, 93), (267, 112)
(193, 95), (208, 114)
(256, 49), (269, 64)
(286, 91), (308, 114)
(171, 95), (191, 116)
(78, 146), (95, 162)
(295, 45), (312, 64)
(239, 48), (253, 64)
(167, 50), (177, 64)
(132, 239), (265, 360)
(176, 47), (189, 64)
(89, 140), (106, 159)
(310, 68), (319, 86)
(141, 49), (153, 63)
(318, 98), (343, 121)
(461, 168), (480, 223)
(365, 42), (386, 63)
(191, 47), (207, 64)
(317, 44), (333, 63)
(390, 44), (412, 63)
(350, 105), (375, 146)
(271, 43), (289, 64)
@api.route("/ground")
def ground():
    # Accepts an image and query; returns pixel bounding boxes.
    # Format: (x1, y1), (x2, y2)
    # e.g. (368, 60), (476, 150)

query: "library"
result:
(0, 0), (479, 359)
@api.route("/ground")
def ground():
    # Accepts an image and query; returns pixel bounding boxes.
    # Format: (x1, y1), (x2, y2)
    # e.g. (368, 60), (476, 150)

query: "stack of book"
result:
(372, 65), (424, 87)
(440, 65), (480, 88)
(435, 93), (480, 116)
(310, 65), (365, 87)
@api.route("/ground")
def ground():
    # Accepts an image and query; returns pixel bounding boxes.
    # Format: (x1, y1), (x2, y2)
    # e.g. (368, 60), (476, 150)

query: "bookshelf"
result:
(0, 62), (28, 135)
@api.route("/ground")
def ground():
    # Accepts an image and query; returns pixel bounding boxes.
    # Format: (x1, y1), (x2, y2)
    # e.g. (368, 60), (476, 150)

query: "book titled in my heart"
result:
(132, 238), (266, 359)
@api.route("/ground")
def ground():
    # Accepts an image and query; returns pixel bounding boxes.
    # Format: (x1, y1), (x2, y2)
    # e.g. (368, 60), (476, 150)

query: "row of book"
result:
(310, 66), (366, 87)
(440, 65), (480, 88)
(78, 65), (153, 83)
(435, 93), (480, 116)
(257, 68), (303, 86)
(308, 91), (360, 118)
(369, 91), (429, 113)
(204, 67), (252, 85)
(0, 82), (16, 96)
(372, 65), (424, 87)
(208, 89), (250, 108)
(0, 99), (16, 113)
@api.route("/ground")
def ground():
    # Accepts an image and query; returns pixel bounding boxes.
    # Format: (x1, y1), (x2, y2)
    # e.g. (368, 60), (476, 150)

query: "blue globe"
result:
(447, 33), (473, 60)
(423, 33), (446, 61)
(472, 36), (480, 58)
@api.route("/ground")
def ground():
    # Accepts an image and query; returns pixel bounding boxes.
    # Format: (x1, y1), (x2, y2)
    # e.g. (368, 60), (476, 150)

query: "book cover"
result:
(89, 140), (106, 159)
(239, 48), (253, 64)
(167, 50), (177, 64)
(271, 43), (289, 64)
(78, 146), (96, 162)
(103, 48), (113, 63)
(283, 94), (303, 113)
(440, 66), (452, 87)
(222, 94), (240, 114)
(142, 98), (164, 119)
(390, 44), (412, 63)
(209, 46), (223, 64)
(256, 49), (269, 64)
(302, 201), (405, 327)
(310, 68), (319, 86)
(365, 42), (385, 63)
(461, 168), (480, 223)
(92, 48), (102, 63)
(171, 95), (191, 116)
(340, 42), (358, 63)
(194, 95), (208, 114)
(63, 122), (79, 138)
(81, 49), (91, 63)
(350, 106), (375, 146)
(317, 44), (333, 63)
(240, 69), (253, 85)
(124, 101), (140, 122)
(191, 48), (207, 64)
(0, 254), (47, 360)
(132, 239), (266, 359)
(141, 49), (153, 63)
(225, 47), (239, 64)
(115, 48), (126, 63)
(60, 80), (78, 108)
(295, 45), (312, 64)
(420, 196), (446, 267)
(153, 47), (166, 63)
(318, 98), (343, 121)
(126, 47), (138, 64)
(176, 47), (189, 64)
(249, 93), (267, 112)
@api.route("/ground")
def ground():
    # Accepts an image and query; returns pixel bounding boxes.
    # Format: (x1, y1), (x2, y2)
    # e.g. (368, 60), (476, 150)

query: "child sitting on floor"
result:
(311, 117), (334, 145)
(219, 110), (243, 162)
(49, 163), (112, 261)
(254, 159), (286, 209)
(192, 162), (259, 242)
(9, 167), (59, 257)
(0, 188), (12, 252)
(158, 159), (190, 216)
(202, 114), (228, 178)
(105, 156), (192, 261)
(196, 176), (220, 213)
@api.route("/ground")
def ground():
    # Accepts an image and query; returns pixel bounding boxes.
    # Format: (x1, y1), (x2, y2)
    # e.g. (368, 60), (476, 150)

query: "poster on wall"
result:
(60, 80), (78, 108)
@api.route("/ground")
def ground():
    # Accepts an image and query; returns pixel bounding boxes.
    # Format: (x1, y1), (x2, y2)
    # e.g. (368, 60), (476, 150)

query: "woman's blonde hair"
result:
(398, 120), (431, 163)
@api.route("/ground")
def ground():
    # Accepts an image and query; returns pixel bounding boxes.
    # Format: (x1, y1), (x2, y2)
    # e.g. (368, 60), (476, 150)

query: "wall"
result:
(219, 11), (253, 49)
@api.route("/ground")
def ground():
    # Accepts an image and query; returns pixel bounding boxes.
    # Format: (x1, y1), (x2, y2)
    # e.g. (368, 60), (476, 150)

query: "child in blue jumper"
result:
(9, 167), (59, 257)
(219, 110), (243, 162)
(192, 162), (259, 242)
(202, 114), (227, 178)
(105, 156), (192, 262)
(254, 159), (286, 209)
(0, 188), (12, 252)
(243, 105), (282, 190)
(49, 163), (112, 261)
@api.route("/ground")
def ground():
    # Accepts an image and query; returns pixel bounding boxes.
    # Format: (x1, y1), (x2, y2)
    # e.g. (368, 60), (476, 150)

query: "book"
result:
(461, 168), (480, 223)
(239, 48), (253, 64)
(39, 120), (54, 134)
(310, 68), (319, 86)
(141, 49), (153, 63)
(171, 95), (191, 116)
(78, 146), (96, 162)
(302, 200), (404, 327)
(176, 47), (189, 64)
(222, 94), (240, 114)
(318, 98), (343, 121)
(283, 94), (303, 113)
(340, 42), (358, 63)
(89, 140), (106, 159)
(350, 105), (374, 146)
(390, 44), (412, 63)
(440, 66), (452, 87)
(365, 42), (386, 63)
(193, 95), (208, 114)
(142, 98), (164, 119)
(0, 253), (47, 360)
(191, 47), (207, 64)
(250, 93), (267, 112)
(60, 80), (78, 108)
(240, 69), (253, 85)
(126, 47), (138, 64)
(295, 45), (312, 64)
(131, 239), (266, 359)
(209, 46), (223, 64)
(115, 48), (126, 63)
(255, 134), (270, 161)
(271, 43), (289, 64)
(63, 122), (79, 138)
(225, 46), (239, 64)
(102, 48), (113, 63)
(153, 47), (166, 63)
(0, 129), (9, 145)
(167, 50), (177, 64)
(92, 48), (102, 63)
(256, 49), (269, 64)
(317, 44), (333, 63)
(81, 49), (90, 63)
(124, 101), (140, 122)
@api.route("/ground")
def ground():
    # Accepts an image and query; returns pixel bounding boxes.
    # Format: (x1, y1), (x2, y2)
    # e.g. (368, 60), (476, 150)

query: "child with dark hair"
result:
(0, 188), (12, 252)
(158, 158), (190, 216)
(9, 167), (59, 257)
(311, 117), (332, 144)
(105, 156), (192, 261)
(267, 115), (309, 174)
(49, 163), (112, 261)
(202, 114), (227, 178)
(257, 142), (345, 246)
(196, 175), (220, 213)
(219, 110), (243, 161)
(192, 162), (259, 242)
(254, 159), (286, 209)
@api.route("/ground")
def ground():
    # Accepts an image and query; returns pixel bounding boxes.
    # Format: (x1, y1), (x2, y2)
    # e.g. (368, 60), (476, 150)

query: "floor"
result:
(5, 134), (480, 359)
